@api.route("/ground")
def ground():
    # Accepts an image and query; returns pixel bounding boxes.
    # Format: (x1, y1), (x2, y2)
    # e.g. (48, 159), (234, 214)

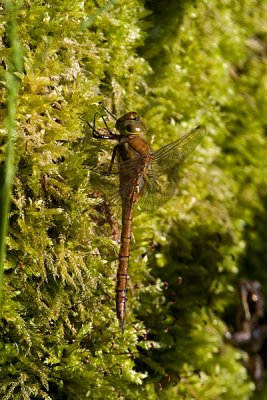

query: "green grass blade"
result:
(0, 1), (23, 307)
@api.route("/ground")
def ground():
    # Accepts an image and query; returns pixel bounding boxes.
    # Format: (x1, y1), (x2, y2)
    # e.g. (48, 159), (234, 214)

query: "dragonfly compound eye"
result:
(116, 112), (146, 135)
(125, 121), (146, 133)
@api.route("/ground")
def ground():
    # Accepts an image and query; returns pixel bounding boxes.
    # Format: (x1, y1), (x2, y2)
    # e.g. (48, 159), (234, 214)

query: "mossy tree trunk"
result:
(0, 0), (267, 399)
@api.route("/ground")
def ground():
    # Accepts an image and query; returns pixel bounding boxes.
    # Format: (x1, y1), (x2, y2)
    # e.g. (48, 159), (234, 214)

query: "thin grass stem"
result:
(0, 1), (23, 309)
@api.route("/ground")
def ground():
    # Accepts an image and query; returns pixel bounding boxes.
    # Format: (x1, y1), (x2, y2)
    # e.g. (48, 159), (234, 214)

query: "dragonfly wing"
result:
(90, 155), (148, 176)
(89, 166), (121, 206)
(152, 125), (206, 174)
(136, 172), (176, 213)
(90, 157), (147, 207)
(89, 162), (120, 175)
(137, 125), (206, 212)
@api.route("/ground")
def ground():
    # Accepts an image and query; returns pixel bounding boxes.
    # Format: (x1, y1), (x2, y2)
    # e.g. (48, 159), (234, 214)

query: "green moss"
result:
(0, 0), (267, 398)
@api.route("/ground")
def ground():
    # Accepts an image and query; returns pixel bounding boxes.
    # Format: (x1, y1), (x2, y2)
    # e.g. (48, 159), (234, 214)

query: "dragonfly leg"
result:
(91, 112), (120, 140)
(106, 145), (119, 175)
(80, 114), (119, 140)
(101, 114), (115, 135)
(88, 112), (103, 138)
(98, 103), (117, 121)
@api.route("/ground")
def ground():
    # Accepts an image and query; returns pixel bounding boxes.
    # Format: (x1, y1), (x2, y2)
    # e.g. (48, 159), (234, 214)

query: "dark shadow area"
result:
(141, 0), (197, 71)
(135, 195), (267, 392)
(239, 195), (267, 299)
(135, 219), (235, 386)
(223, 195), (267, 394)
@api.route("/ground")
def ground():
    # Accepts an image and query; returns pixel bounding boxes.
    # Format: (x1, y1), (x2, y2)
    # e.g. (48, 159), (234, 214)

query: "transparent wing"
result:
(90, 156), (148, 176)
(89, 170), (120, 202)
(136, 172), (176, 213)
(137, 125), (206, 212)
(89, 162), (120, 175)
(89, 160), (144, 206)
(151, 125), (206, 174)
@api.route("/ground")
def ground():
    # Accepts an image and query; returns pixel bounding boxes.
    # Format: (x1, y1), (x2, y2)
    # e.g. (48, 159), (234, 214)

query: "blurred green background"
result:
(0, 0), (267, 398)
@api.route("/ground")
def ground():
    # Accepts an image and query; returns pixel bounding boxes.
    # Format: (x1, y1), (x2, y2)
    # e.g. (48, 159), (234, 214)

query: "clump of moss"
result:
(0, 0), (267, 398)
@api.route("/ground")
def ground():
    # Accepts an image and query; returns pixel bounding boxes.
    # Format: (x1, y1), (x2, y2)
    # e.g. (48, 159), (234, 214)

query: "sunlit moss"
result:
(0, 0), (266, 398)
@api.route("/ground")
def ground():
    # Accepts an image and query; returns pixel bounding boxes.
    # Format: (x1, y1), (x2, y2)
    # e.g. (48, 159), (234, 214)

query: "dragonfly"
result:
(85, 106), (206, 331)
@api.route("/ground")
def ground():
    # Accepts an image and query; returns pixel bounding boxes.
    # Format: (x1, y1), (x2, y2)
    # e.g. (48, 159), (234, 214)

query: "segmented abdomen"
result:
(116, 202), (134, 331)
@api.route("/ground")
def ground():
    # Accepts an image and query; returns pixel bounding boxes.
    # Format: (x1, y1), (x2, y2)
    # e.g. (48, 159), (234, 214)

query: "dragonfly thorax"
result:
(116, 112), (146, 136)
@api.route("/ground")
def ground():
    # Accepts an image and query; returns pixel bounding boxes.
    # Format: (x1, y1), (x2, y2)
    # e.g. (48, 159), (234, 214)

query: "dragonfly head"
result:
(116, 112), (146, 136)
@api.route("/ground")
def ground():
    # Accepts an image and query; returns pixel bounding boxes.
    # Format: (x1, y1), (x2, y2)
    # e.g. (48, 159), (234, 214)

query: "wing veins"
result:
(153, 125), (206, 160)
